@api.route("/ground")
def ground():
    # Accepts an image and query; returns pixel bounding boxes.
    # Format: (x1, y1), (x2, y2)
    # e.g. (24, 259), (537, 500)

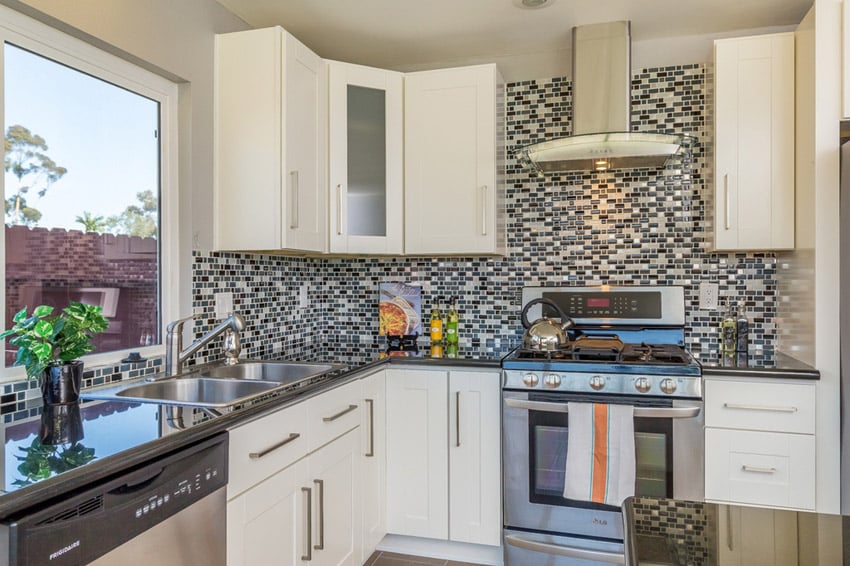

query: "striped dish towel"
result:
(563, 402), (636, 506)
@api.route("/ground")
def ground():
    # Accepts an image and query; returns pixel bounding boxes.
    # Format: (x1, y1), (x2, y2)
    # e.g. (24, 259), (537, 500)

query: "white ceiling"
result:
(215, 0), (812, 81)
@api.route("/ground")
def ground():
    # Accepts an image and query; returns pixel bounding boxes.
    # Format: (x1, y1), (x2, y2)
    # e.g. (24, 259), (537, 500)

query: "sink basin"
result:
(198, 362), (342, 383)
(115, 377), (280, 408)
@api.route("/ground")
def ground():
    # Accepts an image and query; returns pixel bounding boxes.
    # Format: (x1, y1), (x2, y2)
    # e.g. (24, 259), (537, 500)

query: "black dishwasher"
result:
(4, 433), (227, 566)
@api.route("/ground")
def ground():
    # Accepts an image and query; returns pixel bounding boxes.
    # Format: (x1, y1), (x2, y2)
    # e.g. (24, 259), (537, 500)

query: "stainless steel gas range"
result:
(502, 286), (704, 565)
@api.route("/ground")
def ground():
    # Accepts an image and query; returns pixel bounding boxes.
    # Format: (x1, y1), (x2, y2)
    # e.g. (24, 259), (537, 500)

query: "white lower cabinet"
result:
(228, 430), (361, 566)
(361, 371), (387, 560)
(704, 376), (816, 510)
(227, 374), (372, 566)
(386, 367), (501, 547)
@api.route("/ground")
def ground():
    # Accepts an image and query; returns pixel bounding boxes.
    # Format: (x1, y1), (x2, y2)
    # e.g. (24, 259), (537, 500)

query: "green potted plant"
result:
(1, 302), (109, 404)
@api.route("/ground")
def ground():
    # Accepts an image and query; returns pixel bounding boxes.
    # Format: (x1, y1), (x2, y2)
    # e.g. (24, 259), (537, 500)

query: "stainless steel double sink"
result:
(82, 361), (344, 409)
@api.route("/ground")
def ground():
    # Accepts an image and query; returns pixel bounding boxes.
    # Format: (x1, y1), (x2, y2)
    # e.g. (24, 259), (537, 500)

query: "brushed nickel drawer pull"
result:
(290, 170), (300, 229)
(365, 399), (375, 457)
(741, 465), (777, 474)
(723, 403), (798, 413)
(481, 185), (488, 236)
(336, 184), (342, 235)
(249, 433), (300, 459)
(724, 173), (731, 230)
(323, 404), (357, 422)
(456, 391), (461, 447)
(313, 479), (325, 550)
(301, 486), (312, 561)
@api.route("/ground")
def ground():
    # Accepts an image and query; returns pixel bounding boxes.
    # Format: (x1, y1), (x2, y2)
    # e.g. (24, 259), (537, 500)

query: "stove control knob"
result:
(523, 373), (540, 388)
(634, 377), (651, 393)
(543, 374), (562, 388)
(660, 378), (678, 394)
(589, 375), (606, 391)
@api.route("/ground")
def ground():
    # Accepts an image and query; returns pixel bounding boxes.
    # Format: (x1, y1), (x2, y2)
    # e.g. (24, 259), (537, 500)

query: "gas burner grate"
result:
(511, 342), (692, 365)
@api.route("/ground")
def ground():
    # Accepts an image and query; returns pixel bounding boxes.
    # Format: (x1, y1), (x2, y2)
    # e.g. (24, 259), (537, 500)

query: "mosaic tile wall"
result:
(630, 497), (714, 564)
(0, 62), (781, 421)
(316, 63), (777, 357)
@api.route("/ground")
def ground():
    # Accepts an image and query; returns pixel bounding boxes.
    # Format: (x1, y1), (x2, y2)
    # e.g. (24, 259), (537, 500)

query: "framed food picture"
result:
(378, 282), (422, 337)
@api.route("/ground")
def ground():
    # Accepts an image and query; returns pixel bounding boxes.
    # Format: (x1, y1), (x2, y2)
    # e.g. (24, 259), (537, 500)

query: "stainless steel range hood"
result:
(518, 21), (688, 175)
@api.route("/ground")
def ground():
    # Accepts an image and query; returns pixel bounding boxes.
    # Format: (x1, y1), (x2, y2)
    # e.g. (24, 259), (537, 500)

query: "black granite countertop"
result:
(692, 348), (820, 380)
(0, 340), (511, 521)
(623, 496), (847, 565)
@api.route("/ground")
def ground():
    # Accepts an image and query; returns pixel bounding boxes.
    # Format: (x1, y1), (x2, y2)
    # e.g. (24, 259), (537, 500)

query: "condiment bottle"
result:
(720, 302), (737, 356)
(736, 300), (749, 353)
(446, 297), (459, 345)
(430, 303), (443, 342)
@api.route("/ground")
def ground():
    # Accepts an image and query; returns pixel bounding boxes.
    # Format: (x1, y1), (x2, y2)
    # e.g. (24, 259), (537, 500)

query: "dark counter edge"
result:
(0, 354), (502, 520)
(700, 351), (820, 380)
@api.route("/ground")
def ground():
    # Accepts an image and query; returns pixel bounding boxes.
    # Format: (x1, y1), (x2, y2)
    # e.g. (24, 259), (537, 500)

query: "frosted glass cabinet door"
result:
(328, 61), (403, 254)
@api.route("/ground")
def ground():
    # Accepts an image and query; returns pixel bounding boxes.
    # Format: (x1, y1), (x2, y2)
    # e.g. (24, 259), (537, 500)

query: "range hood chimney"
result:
(518, 21), (688, 175)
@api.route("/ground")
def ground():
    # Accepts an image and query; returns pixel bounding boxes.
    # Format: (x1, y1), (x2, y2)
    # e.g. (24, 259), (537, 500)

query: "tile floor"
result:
(364, 551), (482, 566)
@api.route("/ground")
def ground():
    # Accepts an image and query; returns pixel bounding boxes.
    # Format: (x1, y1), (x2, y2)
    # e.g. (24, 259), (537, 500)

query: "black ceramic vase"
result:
(41, 361), (83, 405)
(39, 401), (84, 445)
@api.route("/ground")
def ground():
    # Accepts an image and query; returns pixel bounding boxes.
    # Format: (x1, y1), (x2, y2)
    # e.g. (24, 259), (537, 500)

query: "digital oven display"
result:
(585, 298), (610, 308)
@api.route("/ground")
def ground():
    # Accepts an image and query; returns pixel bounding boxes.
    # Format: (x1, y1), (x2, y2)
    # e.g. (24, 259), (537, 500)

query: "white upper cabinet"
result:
(328, 61), (404, 255)
(215, 27), (327, 253)
(714, 33), (795, 251)
(404, 65), (505, 256)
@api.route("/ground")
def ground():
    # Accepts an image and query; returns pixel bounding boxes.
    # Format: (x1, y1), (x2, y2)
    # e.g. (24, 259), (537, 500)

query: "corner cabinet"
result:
(713, 33), (795, 251)
(404, 65), (505, 256)
(385, 367), (501, 546)
(328, 61), (404, 255)
(215, 27), (327, 253)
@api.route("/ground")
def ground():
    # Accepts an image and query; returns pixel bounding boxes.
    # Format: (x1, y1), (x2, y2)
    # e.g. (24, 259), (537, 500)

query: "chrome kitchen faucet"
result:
(165, 312), (246, 376)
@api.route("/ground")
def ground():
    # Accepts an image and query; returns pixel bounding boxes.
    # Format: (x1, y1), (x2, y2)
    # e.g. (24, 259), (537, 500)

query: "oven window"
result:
(528, 402), (673, 509)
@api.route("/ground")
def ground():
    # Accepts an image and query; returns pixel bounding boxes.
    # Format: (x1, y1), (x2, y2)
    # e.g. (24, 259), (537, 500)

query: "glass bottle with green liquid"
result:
(446, 297), (459, 345)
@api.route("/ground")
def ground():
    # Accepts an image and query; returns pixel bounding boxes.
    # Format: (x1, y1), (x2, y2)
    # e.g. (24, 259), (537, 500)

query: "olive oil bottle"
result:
(446, 297), (459, 345)
(720, 303), (737, 356)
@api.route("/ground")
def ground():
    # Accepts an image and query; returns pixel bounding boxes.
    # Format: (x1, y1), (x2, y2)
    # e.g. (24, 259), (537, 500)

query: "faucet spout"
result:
(165, 312), (246, 376)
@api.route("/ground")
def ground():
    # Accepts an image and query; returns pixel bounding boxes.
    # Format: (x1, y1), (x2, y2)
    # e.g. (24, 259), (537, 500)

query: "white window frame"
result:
(0, 5), (180, 381)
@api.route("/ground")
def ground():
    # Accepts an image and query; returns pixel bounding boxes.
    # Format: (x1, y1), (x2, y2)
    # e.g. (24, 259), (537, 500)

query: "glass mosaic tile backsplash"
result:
(191, 62), (776, 363)
(0, 62), (779, 418)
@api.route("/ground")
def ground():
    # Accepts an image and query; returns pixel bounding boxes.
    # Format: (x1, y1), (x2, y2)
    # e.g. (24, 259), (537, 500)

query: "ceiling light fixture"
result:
(513, 0), (555, 9)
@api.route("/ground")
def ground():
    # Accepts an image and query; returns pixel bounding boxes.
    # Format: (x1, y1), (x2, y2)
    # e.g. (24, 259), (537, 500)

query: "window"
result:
(0, 7), (179, 378)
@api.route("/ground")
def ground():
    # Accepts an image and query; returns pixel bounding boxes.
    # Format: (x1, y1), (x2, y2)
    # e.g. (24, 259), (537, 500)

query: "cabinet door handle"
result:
(313, 479), (325, 550)
(481, 185), (488, 236)
(248, 433), (300, 459)
(290, 170), (299, 229)
(323, 404), (357, 422)
(455, 391), (461, 447)
(723, 402), (798, 413)
(301, 486), (312, 561)
(365, 398), (375, 457)
(725, 505), (734, 551)
(741, 465), (777, 474)
(723, 173), (731, 230)
(336, 184), (343, 235)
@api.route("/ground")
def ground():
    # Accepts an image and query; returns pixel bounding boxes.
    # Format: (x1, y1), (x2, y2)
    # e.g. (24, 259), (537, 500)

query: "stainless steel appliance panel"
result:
(503, 390), (703, 539)
(504, 528), (625, 565)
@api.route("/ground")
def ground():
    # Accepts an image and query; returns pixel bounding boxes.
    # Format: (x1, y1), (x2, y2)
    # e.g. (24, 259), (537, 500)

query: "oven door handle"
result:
(504, 398), (701, 419)
(504, 534), (625, 564)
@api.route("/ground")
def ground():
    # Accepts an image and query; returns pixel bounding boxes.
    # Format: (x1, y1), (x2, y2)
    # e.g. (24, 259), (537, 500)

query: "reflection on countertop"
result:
(623, 496), (846, 565)
(692, 347), (819, 379)
(0, 337), (511, 516)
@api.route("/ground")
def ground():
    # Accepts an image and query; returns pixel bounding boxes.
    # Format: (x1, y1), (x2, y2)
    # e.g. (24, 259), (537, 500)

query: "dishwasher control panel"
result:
(133, 464), (222, 520)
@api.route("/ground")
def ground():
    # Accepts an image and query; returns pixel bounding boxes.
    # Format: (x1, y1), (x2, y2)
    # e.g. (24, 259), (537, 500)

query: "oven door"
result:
(502, 389), (704, 540)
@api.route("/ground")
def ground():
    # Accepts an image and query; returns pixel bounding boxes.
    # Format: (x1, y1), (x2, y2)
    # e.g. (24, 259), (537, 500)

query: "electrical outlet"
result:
(215, 292), (233, 317)
(299, 285), (309, 309)
(699, 282), (718, 310)
(272, 342), (283, 354)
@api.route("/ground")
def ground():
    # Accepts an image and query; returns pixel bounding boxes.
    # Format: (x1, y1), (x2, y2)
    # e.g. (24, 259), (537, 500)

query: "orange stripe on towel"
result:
(591, 404), (609, 503)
